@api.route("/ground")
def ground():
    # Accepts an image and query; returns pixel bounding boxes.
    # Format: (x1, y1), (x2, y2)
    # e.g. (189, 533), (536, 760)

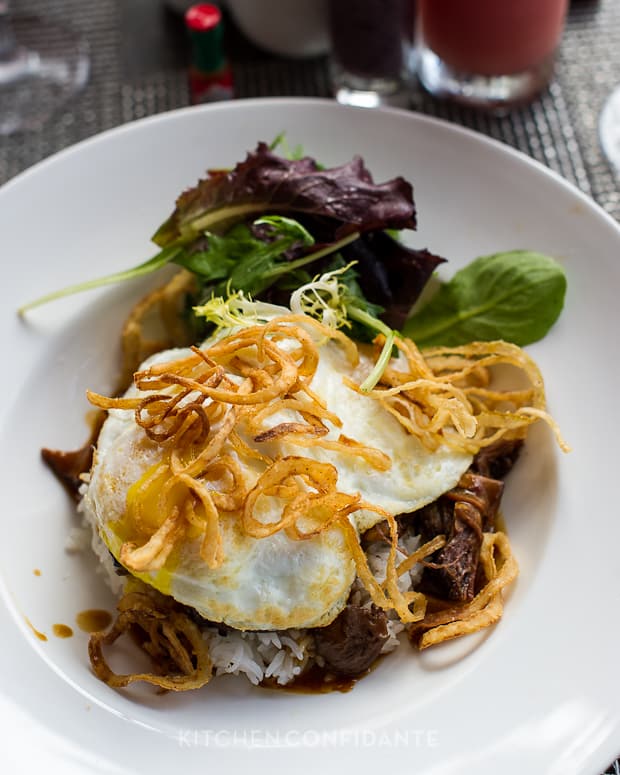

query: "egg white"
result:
(82, 324), (472, 630)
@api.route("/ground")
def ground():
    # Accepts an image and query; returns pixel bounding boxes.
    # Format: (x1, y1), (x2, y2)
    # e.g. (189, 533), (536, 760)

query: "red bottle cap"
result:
(185, 4), (221, 32)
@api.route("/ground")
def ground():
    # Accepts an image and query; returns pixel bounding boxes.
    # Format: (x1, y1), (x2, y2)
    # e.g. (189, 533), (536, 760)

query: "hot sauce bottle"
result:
(185, 4), (234, 104)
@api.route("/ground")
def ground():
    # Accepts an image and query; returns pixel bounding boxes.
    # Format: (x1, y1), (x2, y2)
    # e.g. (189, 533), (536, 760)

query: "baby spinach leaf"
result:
(401, 251), (567, 347)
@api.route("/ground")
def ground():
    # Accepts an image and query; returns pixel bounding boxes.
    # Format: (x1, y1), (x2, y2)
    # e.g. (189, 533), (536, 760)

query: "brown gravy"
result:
(52, 623), (74, 638)
(76, 609), (112, 633)
(259, 660), (380, 694)
(25, 617), (47, 642)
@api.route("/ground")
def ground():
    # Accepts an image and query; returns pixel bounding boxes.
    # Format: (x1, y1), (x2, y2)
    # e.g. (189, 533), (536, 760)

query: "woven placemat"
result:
(3, 0), (619, 224)
(2, 1), (620, 772)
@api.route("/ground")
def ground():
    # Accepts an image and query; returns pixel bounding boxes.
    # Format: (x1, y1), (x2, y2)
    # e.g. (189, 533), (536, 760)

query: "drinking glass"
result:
(416, 0), (568, 111)
(328, 0), (415, 109)
(0, 1), (89, 135)
(600, 86), (620, 171)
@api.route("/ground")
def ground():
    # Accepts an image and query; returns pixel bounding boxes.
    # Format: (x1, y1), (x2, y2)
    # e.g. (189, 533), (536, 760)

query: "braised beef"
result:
(314, 604), (389, 676)
(41, 443), (94, 501)
(415, 499), (482, 602)
(42, 412), (105, 501)
(473, 438), (523, 480)
(415, 471), (506, 602)
(446, 471), (504, 532)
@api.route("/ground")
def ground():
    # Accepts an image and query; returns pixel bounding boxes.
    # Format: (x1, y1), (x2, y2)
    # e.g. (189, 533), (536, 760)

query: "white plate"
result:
(1, 98), (619, 775)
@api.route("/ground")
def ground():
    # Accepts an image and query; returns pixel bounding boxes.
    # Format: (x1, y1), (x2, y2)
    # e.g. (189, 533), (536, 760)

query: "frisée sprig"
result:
(194, 264), (397, 393)
(193, 288), (287, 329)
(290, 263), (397, 392)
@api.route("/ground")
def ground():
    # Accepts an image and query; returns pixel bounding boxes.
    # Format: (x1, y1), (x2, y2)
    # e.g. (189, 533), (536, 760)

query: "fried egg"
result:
(82, 323), (472, 631)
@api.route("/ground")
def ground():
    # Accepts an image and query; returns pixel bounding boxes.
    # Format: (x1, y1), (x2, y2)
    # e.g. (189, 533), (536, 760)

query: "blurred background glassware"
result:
(600, 86), (620, 173)
(225, 0), (329, 58)
(0, 1), (89, 135)
(416, 0), (568, 112)
(328, 0), (415, 109)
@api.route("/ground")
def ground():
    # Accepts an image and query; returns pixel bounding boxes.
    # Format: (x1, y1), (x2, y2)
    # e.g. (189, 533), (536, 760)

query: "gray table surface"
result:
(2, 0), (619, 224)
(2, 1), (619, 772)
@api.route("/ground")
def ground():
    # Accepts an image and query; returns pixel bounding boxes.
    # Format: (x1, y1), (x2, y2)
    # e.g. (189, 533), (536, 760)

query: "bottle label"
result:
(189, 69), (234, 104)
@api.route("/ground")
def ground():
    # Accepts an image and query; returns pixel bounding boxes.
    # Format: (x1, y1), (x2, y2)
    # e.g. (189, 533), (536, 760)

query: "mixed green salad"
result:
(19, 137), (567, 386)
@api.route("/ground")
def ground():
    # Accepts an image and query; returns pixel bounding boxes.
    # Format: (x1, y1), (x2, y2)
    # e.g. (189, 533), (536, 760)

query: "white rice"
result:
(349, 531), (422, 655)
(206, 627), (313, 685)
(71, 498), (424, 686)
(73, 481), (126, 596)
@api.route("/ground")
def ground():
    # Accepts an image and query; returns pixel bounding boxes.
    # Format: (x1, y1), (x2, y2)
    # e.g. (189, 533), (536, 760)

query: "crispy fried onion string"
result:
(88, 584), (212, 690)
(346, 337), (570, 453)
(244, 456), (436, 623)
(88, 316), (560, 639)
(408, 531), (518, 649)
(89, 321), (390, 577)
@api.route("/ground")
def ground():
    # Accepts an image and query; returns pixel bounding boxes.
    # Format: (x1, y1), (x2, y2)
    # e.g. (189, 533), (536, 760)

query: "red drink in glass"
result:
(417, 0), (568, 110)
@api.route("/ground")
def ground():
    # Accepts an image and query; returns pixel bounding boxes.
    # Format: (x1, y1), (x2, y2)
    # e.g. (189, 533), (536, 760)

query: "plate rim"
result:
(1, 96), (619, 775)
